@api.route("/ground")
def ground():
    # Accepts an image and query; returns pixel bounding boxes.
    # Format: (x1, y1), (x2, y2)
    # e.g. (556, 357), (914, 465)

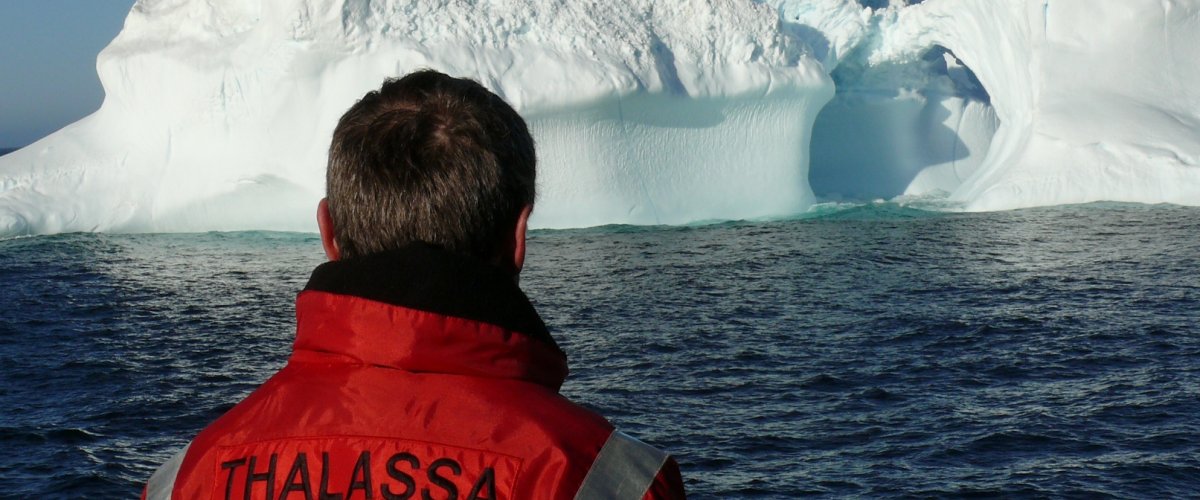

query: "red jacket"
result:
(143, 244), (685, 500)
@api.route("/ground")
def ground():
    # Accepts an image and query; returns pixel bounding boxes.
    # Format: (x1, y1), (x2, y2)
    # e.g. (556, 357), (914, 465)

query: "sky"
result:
(0, 1), (137, 148)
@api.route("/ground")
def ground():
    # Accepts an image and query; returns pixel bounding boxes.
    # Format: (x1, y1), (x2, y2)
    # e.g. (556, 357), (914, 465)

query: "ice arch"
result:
(808, 44), (998, 201)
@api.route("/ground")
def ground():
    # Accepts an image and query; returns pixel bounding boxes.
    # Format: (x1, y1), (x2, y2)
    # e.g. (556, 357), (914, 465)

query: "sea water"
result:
(1, 203), (1197, 497)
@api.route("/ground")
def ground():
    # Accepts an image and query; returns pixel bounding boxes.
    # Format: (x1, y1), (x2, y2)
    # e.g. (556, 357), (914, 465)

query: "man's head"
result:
(319, 70), (536, 271)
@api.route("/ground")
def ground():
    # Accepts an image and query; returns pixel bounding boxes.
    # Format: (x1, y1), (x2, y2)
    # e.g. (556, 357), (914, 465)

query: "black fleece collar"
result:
(303, 242), (562, 355)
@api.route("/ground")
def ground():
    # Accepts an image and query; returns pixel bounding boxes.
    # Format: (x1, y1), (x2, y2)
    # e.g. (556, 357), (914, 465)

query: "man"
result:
(142, 70), (686, 499)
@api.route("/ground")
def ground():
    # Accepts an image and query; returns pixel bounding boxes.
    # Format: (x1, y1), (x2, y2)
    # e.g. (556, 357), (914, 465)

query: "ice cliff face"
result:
(1, 0), (1198, 236)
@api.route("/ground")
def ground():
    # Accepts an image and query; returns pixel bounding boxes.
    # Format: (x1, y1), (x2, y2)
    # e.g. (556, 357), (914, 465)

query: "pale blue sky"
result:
(0, 1), (136, 148)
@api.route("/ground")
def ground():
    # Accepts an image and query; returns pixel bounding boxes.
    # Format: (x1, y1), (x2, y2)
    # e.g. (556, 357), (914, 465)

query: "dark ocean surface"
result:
(1, 202), (1197, 498)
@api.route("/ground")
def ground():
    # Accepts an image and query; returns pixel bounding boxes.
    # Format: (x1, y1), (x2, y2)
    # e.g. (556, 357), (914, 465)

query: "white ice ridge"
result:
(2, 0), (1200, 236)
(0, 0), (831, 235)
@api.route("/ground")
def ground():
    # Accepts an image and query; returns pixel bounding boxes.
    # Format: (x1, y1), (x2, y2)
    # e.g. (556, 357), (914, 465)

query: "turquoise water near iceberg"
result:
(1, 202), (1197, 497)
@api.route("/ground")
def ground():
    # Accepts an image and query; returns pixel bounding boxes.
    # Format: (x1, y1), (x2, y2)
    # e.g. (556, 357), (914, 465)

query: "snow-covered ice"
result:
(1, 0), (1198, 236)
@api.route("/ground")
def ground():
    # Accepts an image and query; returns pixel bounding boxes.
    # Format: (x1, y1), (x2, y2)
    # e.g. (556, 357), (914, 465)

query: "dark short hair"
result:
(326, 70), (536, 261)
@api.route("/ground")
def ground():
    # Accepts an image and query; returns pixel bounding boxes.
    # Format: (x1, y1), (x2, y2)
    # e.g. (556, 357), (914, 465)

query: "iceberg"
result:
(1, 0), (1198, 236)
(0, 0), (831, 234)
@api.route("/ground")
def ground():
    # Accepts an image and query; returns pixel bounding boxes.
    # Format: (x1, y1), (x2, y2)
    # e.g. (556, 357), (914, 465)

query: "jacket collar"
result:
(292, 243), (568, 390)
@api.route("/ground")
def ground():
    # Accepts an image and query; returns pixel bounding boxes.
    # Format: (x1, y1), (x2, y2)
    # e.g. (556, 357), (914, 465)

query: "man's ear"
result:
(317, 198), (341, 261)
(511, 204), (533, 273)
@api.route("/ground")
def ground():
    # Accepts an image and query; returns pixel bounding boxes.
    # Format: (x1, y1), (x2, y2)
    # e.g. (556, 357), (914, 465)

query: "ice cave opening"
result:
(808, 44), (999, 202)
